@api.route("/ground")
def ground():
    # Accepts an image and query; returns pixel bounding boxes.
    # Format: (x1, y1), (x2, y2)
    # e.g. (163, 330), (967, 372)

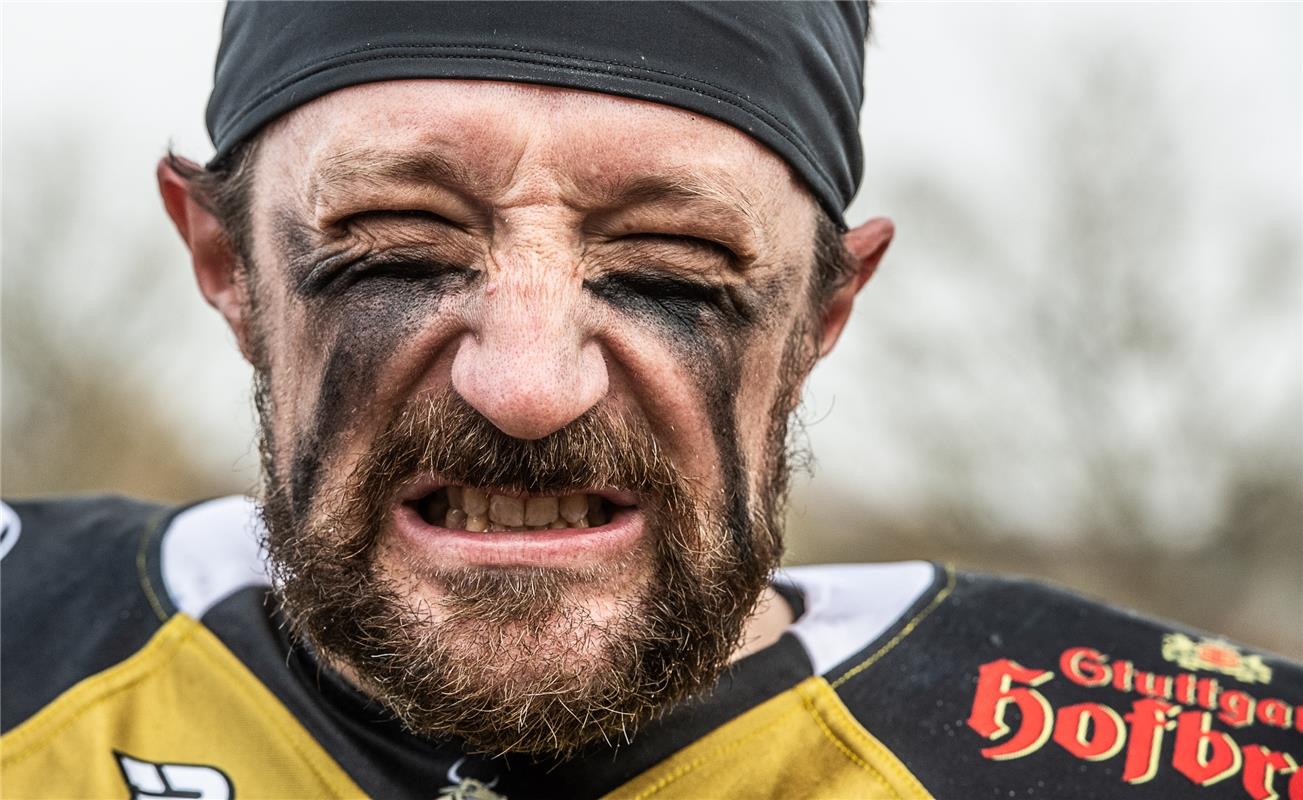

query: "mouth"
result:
(405, 485), (634, 532)
(391, 481), (646, 567)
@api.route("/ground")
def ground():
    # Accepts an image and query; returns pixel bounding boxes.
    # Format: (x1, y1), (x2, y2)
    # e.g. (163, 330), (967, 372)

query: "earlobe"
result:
(817, 216), (894, 357)
(156, 157), (256, 361)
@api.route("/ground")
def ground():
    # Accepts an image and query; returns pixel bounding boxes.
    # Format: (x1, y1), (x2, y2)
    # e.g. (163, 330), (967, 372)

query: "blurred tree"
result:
(2, 138), (248, 502)
(788, 47), (1302, 657)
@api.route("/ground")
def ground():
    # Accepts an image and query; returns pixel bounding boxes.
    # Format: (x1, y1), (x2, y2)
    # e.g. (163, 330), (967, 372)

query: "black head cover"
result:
(206, 1), (869, 226)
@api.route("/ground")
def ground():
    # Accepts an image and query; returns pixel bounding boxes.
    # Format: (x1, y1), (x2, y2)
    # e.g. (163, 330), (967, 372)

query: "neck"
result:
(729, 585), (794, 663)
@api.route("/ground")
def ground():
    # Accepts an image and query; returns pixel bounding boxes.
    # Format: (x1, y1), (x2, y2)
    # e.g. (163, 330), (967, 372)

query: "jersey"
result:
(2, 495), (1300, 799)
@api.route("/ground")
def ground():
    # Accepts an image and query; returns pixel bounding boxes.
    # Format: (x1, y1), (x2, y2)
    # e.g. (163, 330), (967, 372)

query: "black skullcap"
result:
(207, 1), (869, 226)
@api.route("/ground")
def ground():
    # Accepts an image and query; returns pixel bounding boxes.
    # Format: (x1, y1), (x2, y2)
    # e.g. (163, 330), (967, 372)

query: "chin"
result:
(375, 537), (657, 635)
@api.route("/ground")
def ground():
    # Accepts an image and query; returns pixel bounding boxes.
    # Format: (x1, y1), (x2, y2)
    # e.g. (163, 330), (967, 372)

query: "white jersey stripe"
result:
(776, 561), (937, 676)
(161, 495), (268, 619)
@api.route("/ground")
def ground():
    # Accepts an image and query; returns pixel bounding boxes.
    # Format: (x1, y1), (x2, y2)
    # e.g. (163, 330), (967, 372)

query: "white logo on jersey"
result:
(0, 502), (21, 562)
(114, 751), (233, 800)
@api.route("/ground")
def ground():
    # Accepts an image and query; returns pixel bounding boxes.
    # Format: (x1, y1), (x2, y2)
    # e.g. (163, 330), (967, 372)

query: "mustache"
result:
(376, 392), (674, 493)
(331, 392), (687, 539)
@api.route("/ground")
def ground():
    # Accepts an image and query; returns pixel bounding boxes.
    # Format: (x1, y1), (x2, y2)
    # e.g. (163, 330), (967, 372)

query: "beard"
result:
(255, 388), (792, 758)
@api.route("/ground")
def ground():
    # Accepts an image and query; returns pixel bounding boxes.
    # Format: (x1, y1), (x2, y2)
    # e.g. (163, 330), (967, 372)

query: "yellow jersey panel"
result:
(603, 676), (934, 800)
(1, 614), (365, 800)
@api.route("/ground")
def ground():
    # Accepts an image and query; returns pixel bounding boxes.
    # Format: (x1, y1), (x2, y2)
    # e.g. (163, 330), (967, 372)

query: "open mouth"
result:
(405, 485), (634, 533)
(392, 481), (648, 567)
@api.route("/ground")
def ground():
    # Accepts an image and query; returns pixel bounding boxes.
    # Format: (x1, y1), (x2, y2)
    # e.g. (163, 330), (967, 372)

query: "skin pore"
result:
(159, 80), (893, 755)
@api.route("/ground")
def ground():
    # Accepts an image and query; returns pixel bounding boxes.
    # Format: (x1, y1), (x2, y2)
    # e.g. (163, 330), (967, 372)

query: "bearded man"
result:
(2, 3), (1300, 800)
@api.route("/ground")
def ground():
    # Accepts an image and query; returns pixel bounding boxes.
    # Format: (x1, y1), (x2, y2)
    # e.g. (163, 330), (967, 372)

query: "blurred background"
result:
(3, 3), (1300, 657)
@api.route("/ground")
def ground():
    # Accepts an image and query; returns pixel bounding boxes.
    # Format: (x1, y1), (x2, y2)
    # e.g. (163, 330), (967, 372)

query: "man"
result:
(1, 3), (1299, 799)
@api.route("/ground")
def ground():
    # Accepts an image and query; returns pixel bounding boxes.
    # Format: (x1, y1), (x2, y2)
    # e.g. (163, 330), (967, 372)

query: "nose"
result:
(451, 279), (608, 440)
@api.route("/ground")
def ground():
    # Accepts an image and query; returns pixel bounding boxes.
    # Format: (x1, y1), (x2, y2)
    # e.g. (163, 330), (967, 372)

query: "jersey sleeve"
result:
(0, 495), (173, 732)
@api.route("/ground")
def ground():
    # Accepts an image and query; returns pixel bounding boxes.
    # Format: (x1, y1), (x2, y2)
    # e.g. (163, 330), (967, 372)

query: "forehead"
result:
(255, 80), (808, 230)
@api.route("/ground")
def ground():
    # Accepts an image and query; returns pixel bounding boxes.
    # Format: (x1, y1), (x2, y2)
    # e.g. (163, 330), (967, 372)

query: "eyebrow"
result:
(309, 148), (478, 206)
(595, 172), (765, 259)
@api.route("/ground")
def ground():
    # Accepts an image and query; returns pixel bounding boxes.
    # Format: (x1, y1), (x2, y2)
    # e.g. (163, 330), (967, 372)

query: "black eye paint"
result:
(286, 256), (473, 517)
(705, 340), (752, 559)
(585, 269), (757, 336)
(703, 273), (795, 559)
(587, 267), (791, 558)
(295, 249), (474, 299)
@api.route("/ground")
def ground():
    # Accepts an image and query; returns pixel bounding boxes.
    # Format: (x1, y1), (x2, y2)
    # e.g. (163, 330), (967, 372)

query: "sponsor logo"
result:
(966, 646), (1301, 798)
(439, 757), (506, 800)
(1165, 633), (1274, 685)
(114, 751), (233, 800)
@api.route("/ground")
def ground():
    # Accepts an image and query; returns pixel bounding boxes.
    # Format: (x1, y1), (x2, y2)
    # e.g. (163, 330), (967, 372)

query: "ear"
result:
(156, 156), (257, 362)
(817, 217), (894, 357)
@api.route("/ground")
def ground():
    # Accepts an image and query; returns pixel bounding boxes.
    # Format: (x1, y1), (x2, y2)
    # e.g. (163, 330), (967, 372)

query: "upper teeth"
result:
(425, 486), (610, 533)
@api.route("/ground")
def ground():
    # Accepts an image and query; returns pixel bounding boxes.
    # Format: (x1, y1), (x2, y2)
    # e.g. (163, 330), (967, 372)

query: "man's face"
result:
(231, 80), (826, 755)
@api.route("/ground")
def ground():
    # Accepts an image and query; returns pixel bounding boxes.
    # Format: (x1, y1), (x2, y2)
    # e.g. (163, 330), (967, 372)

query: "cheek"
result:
(695, 282), (812, 505)
(596, 276), (796, 514)
(596, 307), (738, 485)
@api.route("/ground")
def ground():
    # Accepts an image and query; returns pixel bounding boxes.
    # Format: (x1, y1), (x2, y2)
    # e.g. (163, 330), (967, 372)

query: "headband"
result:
(207, 1), (869, 226)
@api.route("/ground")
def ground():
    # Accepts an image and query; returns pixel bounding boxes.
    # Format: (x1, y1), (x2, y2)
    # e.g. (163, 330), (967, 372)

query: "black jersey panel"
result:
(833, 571), (1303, 800)
(0, 496), (174, 732)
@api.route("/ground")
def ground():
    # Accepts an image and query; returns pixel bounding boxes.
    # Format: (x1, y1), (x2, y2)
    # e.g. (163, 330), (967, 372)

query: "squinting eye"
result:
(586, 270), (725, 315)
(297, 247), (474, 297)
(633, 273), (723, 307)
